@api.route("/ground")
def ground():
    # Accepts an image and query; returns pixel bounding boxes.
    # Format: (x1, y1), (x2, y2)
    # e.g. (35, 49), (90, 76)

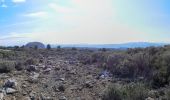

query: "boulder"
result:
(28, 73), (39, 83)
(99, 70), (110, 79)
(59, 96), (67, 100)
(0, 92), (4, 100)
(4, 79), (17, 88)
(27, 65), (38, 72)
(30, 72), (40, 80)
(58, 85), (65, 92)
(6, 88), (17, 94)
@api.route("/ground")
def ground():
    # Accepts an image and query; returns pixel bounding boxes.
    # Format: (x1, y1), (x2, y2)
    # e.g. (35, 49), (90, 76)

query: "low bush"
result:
(0, 50), (15, 59)
(166, 90), (170, 100)
(0, 60), (15, 73)
(102, 85), (123, 100)
(123, 83), (149, 100)
(24, 58), (38, 65)
(15, 61), (25, 71)
(102, 83), (148, 100)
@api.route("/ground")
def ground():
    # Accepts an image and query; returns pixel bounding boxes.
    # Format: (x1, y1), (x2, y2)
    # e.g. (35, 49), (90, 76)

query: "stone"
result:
(0, 88), (5, 94)
(59, 96), (67, 100)
(138, 77), (144, 80)
(40, 93), (53, 100)
(58, 85), (65, 92)
(42, 96), (53, 100)
(145, 97), (154, 100)
(4, 79), (17, 88)
(85, 81), (93, 88)
(23, 97), (31, 100)
(55, 66), (60, 71)
(47, 60), (53, 65)
(59, 78), (65, 81)
(66, 66), (72, 71)
(22, 84), (27, 88)
(27, 65), (37, 72)
(28, 72), (40, 83)
(86, 75), (93, 79)
(12, 96), (16, 100)
(99, 70), (110, 79)
(148, 90), (159, 98)
(31, 72), (40, 80)
(29, 92), (35, 100)
(6, 88), (17, 94)
(44, 68), (52, 73)
(0, 92), (4, 100)
(38, 64), (45, 68)
(22, 91), (27, 96)
(69, 69), (76, 75)
(100, 75), (105, 79)
(28, 79), (38, 84)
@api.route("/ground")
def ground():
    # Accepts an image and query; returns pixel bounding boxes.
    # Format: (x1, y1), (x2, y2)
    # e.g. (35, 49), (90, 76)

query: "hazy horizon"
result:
(0, 0), (170, 45)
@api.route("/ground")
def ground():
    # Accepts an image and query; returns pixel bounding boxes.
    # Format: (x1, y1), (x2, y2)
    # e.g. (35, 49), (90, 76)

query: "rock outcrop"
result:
(25, 42), (45, 49)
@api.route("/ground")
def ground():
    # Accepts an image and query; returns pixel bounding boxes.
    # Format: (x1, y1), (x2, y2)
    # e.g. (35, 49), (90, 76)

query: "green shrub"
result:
(71, 47), (77, 50)
(91, 52), (107, 64)
(0, 60), (15, 73)
(0, 50), (15, 59)
(102, 85), (123, 100)
(105, 53), (128, 77)
(24, 58), (38, 65)
(166, 90), (170, 100)
(151, 71), (168, 89)
(78, 54), (92, 65)
(47, 44), (51, 50)
(102, 83), (148, 100)
(123, 83), (148, 100)
(104, 51), (153, 80)
(15, 61), (25, 71)
(150, 52), (170, 88)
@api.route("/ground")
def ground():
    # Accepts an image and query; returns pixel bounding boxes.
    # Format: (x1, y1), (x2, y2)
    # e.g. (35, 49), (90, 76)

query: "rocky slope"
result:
(0, 49), (112, 100)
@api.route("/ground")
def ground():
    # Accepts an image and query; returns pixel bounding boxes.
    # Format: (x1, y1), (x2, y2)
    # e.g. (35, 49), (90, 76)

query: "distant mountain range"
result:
(52, 42), (168, 49)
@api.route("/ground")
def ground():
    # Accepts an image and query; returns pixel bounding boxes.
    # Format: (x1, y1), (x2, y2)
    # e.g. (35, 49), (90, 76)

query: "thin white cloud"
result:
(0, 0), (5, 2)
(22, 11), (48, 18)
(12, 0), (26, 3)
(1, 4), (7, 8)
(0, 32), (33, 46)
(49, 3), (76, 13)
(0, 32), (30, 39)
(0, 19), (43, 29)
(0, 0), (7, 7)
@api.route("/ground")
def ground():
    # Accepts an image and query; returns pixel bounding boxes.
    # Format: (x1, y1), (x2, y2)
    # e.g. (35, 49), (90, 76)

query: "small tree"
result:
(34, 45), (38, 50)
(47, 44), (51, 50)
(57, 45), (61, 49)
(14, 46), (19, 49)
(57, 45), (61, 51)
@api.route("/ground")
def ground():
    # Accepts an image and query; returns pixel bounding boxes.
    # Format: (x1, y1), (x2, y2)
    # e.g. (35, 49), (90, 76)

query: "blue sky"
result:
(0, 0), (170, 46)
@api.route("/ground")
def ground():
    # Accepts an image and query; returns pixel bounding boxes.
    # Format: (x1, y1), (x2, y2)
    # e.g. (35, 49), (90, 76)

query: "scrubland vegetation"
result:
(0, 45), (170, 99)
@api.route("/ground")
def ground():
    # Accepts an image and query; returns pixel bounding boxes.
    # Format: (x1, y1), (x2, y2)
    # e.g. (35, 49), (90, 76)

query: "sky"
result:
(0, 0), (170, 46)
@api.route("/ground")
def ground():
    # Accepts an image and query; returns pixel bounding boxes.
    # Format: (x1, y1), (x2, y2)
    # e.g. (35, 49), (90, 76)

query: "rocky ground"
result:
(1, 48), (170, 100)
(0, 49), (112, 100)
